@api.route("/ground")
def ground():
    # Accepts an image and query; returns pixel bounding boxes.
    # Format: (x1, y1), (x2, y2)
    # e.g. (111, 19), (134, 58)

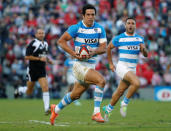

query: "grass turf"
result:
(0, 99), (171, 131)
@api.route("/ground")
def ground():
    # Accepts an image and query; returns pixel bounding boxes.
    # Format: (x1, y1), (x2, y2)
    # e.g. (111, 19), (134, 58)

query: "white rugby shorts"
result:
(72, 61), (95, 82)
(66, 72), (76, 85)
(116, 61), (136, 79)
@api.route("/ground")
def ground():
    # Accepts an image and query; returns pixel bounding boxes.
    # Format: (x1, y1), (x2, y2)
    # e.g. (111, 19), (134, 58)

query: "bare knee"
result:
(70, 93), (81, 100)
(132, 80), (140, 88)
(42, 86), (49, 92)
(26, 87), (34, 95)
(97, 78), (106, 88)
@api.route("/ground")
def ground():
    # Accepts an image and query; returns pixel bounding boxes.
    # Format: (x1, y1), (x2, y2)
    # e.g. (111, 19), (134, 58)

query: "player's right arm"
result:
(107, 41), (116, 72)
(57, 25), (82, 60)
(57, 32), (77, 57)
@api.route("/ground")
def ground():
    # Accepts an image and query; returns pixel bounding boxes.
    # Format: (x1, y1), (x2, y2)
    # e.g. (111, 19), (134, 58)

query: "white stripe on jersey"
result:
(99, 38), (107, 43)
(119, 61), (137, 67)
(119, 45), (140, 50)
(75, 37), (88, 43)
(119, 37), (143, 42)
(119, 53), (138, 59)
(77, 28), (102, 34)
(75, 37), (106, 44)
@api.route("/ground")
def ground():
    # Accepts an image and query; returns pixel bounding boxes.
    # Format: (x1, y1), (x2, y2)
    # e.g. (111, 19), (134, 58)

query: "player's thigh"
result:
(38, 77), (48, 89)
(70, 82), (88, 99)
(84, 69), (105, 85)
(123, 71), (140, 86)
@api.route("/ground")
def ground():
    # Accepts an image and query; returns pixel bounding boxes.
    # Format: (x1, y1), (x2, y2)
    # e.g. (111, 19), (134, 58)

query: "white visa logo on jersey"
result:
(84, 39), (98, 44)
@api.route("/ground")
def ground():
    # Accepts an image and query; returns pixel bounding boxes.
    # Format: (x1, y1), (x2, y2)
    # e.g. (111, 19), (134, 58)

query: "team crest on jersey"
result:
(94, 28), (98, 33)
(136, 37), (140, 41)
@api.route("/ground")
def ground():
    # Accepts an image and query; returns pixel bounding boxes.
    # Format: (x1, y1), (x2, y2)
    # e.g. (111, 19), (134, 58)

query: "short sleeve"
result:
(112, 36), (118, 47)
(99, 27), (107, 43)
(66, 24), (78, 38)
(140, 36), (145, 44)
(25, 40), (35, 56)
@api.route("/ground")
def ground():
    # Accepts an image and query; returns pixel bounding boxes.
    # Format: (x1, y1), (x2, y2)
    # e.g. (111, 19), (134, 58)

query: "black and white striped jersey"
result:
(26, 38), (48, 71)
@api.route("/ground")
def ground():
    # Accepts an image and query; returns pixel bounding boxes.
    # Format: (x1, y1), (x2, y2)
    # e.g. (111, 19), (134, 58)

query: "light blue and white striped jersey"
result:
(67, 21), (107, 65)
(112, 32), (144, 69)
(64, 58), (74, 73)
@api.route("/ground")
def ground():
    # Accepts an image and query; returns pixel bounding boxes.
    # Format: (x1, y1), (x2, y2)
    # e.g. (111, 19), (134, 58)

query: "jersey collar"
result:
(82, 20), (94, 28)
(35, 38), (44, 43)
(124, 32), (135, 36)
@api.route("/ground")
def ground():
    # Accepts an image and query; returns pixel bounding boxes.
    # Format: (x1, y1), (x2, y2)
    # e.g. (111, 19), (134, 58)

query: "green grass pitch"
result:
(0, 99), (171, 131)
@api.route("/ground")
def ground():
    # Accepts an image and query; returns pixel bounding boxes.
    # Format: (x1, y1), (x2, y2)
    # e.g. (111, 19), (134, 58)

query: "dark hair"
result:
(82, 4), (96, 15)
(126, 17), (136, 23)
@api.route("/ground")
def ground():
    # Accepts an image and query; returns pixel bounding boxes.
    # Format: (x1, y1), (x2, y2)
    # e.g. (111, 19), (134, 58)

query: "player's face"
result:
(83, 9), (96, 27)
(125, 19), (136, 35)
(35, 29), (45, 41)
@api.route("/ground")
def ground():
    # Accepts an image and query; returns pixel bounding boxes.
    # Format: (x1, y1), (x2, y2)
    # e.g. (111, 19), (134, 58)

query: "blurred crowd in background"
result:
(0, 0), (171, 99)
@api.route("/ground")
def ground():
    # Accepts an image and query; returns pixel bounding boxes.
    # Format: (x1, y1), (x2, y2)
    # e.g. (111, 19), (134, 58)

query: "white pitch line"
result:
(29, 120), (69, 126)
(0, 120), (89, 126)
(0, 122), (13, 124)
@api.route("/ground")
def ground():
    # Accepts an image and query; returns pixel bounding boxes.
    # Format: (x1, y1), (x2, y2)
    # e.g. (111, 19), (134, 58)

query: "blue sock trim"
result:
(66, 93), (72, 103)
(94, 86), (104, 97)
(108, 104), (114, 110)
(95, 101), (101, 107)
(57, 93), (72, 110)
(58, 102), (64, 109)
(63, 93), (72, 104)
(96, 86), (104, 91)
(94, 92), (103, 97)
(123, 96), (130, 104)
(64, 95), (69, 104)
(94, 86), (104, 108)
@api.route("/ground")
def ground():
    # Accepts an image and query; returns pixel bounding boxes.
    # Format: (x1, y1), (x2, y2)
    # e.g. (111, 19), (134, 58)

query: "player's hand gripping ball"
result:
(79, 44), (89, 59)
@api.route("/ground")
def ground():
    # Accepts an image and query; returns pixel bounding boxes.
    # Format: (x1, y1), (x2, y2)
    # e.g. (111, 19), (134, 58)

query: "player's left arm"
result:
(89, 42), (107, 56)
(140, 43), (148, 57)
(89, 26), (107, 56)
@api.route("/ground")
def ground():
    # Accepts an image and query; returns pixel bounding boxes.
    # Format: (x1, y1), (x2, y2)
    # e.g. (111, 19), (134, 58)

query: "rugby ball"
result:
(79, 45), (89, 57)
